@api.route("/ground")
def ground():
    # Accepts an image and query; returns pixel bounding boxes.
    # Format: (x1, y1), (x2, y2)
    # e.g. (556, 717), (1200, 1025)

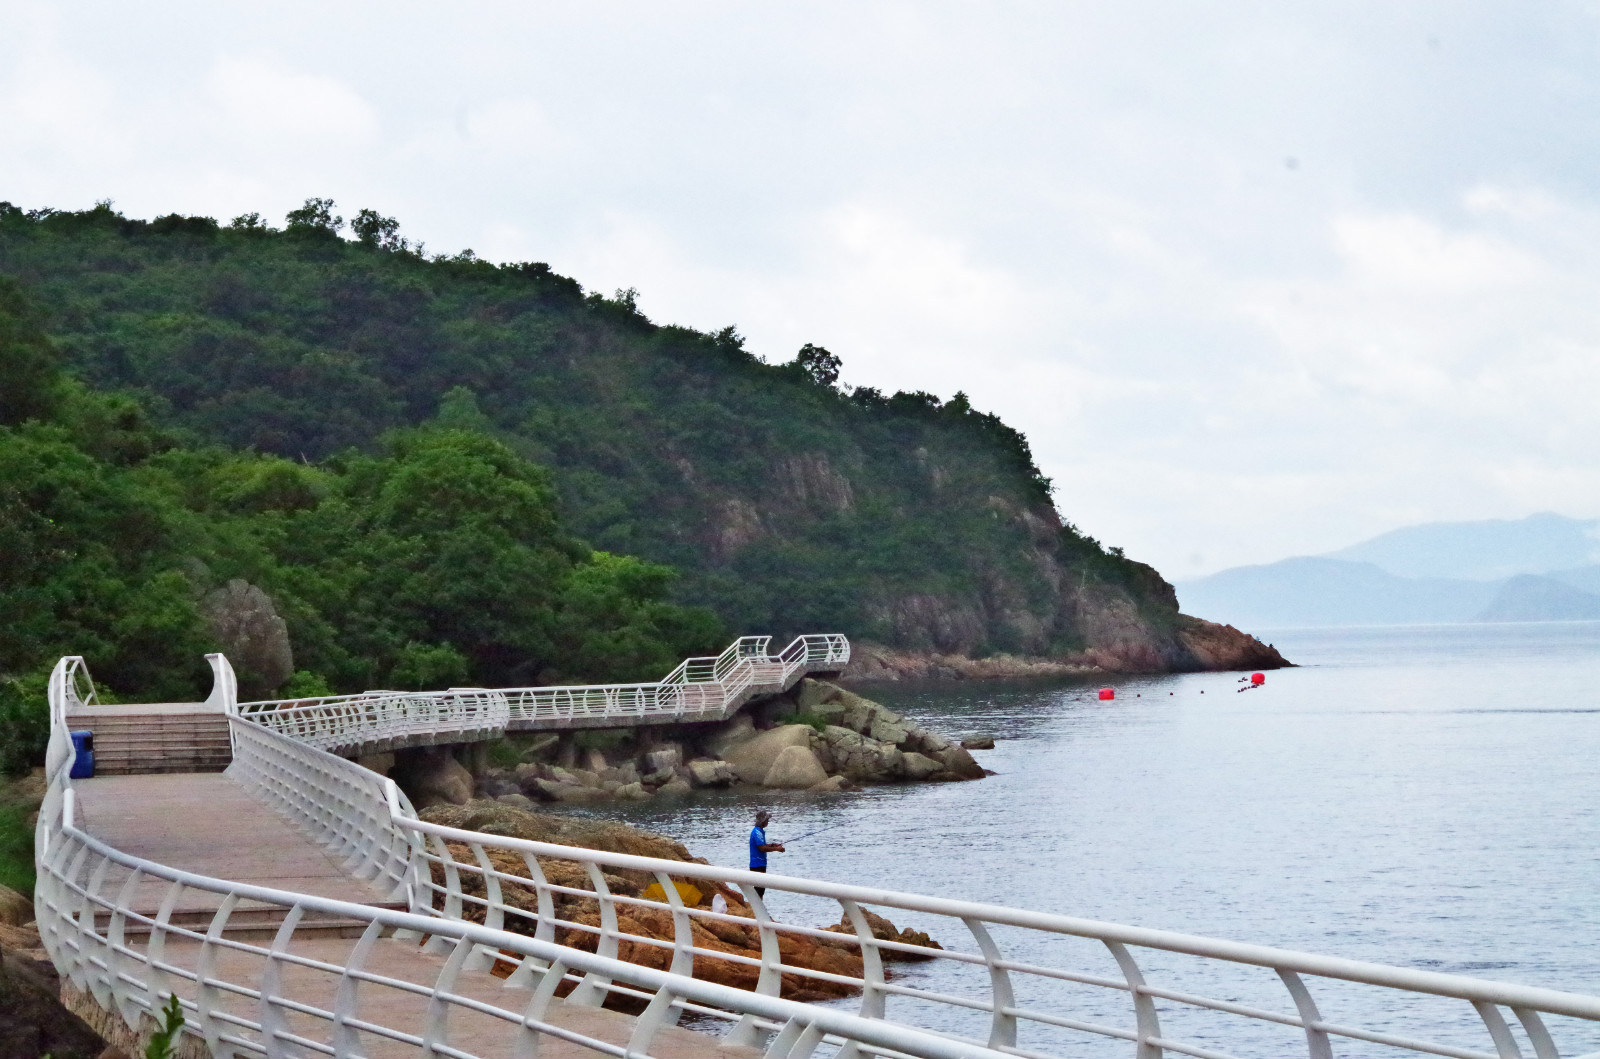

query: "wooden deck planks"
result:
(71, 771), (758, 1057)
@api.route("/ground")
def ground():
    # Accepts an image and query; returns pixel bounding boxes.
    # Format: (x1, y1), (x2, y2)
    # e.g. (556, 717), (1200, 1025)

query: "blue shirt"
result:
(749, 825), (767, 869)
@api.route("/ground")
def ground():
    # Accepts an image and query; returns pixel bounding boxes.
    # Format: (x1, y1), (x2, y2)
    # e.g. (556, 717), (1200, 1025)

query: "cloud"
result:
(206, 56), (378, 147)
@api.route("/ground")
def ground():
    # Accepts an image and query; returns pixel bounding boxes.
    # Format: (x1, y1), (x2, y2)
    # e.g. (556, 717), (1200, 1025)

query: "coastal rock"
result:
(356, 752), (395, 776)
(687, 759), (736, 788)
(899, 752), (944, 781)
(706, 714), (756, 758)
(1175, 614), (1290, 671)
(795, 678), (839, 711)
(869, 718), (910, 746)
(392, 747), (474, 808)
(614, 782), (650, 801)
(763, 746), (829, 789)
(600, 764), (640, 787)
(496, 793), (535, 810)
(583, 749), (608, 773)
(656, 776), (693, 796)
(961, 735), (996, 750)
(932, 745), (985, 780)
(641, 745), (682, 776)
(807, 775), (852, 793)
(722, 724), (814, 783)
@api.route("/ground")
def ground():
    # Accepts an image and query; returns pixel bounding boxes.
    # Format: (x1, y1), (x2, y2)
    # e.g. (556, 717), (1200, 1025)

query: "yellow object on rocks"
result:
(642, 880), (703, 906)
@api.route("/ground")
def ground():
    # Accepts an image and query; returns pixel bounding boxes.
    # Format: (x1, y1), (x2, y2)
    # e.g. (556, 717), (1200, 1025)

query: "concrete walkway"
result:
(72, 773), (757, 1057)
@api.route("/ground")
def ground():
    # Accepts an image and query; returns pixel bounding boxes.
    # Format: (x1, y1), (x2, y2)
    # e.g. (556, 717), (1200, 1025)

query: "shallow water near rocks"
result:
(564, 622), (1600, 1055)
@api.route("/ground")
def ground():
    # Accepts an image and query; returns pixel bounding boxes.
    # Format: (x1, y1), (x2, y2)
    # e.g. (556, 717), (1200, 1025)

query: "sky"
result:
(5, 1), (1600, 579)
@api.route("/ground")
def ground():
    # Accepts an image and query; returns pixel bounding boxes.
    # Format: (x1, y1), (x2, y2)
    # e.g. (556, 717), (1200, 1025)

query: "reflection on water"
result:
(559, 622), (1600, 1054)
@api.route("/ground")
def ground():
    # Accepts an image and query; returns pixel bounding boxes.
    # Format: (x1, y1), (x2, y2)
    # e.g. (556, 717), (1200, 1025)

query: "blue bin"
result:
(69, 730), (95, 779)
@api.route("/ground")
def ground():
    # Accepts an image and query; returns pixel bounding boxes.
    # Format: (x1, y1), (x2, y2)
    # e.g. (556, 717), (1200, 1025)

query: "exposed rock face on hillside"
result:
(0, 202), (1289, 672)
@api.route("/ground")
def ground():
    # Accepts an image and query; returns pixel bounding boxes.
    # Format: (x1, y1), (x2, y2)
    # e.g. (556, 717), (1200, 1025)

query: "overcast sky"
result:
(5, 2), (1599, 578)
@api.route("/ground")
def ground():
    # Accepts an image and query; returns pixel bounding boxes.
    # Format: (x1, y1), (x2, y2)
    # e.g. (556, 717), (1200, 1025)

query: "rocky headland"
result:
(842, 614), (1290, 682)
(381, 678), (990, 811)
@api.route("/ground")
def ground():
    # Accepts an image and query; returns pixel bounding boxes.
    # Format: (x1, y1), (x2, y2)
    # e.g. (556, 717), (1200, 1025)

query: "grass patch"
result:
(774, 710), (830, 734)
(0, 801), (36, 895)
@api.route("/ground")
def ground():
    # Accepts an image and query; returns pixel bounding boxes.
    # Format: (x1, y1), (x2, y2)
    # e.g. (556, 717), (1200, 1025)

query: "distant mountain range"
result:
(1179, 514), (1600, 628)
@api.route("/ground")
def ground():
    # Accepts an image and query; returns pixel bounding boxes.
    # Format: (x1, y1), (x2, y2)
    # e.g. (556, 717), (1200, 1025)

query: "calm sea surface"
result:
(574, 622), (1600, 1055)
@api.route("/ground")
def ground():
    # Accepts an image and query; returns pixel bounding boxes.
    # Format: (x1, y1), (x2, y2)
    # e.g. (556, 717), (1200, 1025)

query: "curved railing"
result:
(235, 633), (851, 753)
(38, 788), (1005, 1059)
(38, 651), (1600, 1059)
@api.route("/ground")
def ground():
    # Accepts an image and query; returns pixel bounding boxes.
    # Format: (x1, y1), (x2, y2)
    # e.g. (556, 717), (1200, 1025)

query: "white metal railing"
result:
(400, 814), (1600, 1059)
(234, 633), (851, 753)
(42, 649), (1600, 1059)
(37, 789), (1007, 1059)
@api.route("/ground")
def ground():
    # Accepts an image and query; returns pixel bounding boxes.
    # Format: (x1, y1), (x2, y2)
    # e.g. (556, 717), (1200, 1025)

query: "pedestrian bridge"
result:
(36, 640), (1600, 1059)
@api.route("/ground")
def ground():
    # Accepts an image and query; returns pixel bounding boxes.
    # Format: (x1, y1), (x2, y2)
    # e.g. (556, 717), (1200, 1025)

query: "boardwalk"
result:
(71, 773), (756, 1058)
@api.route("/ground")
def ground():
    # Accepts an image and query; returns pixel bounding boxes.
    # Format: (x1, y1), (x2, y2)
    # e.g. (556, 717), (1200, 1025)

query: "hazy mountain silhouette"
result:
(1180, 514), (1600, 628)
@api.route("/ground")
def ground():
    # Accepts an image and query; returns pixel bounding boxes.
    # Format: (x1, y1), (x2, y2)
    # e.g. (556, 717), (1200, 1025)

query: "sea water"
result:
(578, 622), (1600, 1055)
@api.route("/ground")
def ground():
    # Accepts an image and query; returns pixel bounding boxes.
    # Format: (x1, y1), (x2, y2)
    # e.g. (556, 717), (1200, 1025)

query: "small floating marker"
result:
(1251, 672), (1266, 685)
(1098, 688), (1115, 701)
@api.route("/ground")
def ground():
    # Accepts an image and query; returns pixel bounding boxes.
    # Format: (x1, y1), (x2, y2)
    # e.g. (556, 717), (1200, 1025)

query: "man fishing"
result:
(748, 810), (785, 896)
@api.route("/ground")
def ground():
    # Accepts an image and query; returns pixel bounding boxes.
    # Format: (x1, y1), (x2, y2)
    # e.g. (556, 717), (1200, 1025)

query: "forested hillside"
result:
(0, 199), (1281, 727)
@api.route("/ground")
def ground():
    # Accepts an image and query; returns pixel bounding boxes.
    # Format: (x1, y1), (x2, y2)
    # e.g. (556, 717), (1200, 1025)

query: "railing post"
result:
(1277, 969), (1333, 1059)
(725, 882), (785, 1048)
(1472, 999), (1526, 1059)
(565, 863), (619, 1006)
(835, 899), (888, 1059)
(196, 895), (240, 1059)
(965, 917), (1018, 1049)
(1511, 1007), (1560, 1059)
(331, 919), (384, 1057)
(258, 903), (305, 1057)
(1105, 939), (1163, 1059)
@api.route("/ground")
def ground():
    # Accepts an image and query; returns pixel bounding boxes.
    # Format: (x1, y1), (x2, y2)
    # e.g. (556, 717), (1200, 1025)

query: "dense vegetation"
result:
(0, 199), (1190, 773)
(0, 273), (721, 772)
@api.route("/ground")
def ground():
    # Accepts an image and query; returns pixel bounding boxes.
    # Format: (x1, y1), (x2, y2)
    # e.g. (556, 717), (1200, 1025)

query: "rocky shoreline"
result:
(841, 615), (1291, 682)
(417, 801), (941, 1003)
(380, 678), (991, 810)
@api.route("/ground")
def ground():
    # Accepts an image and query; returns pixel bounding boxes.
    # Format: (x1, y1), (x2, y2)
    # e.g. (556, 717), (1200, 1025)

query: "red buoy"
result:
(1098, 687), (1115, 700)
(1250, 672), (1265, 685)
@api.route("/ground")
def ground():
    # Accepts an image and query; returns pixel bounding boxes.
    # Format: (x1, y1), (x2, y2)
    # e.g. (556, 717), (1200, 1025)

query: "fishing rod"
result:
(780, 821), (848, 844)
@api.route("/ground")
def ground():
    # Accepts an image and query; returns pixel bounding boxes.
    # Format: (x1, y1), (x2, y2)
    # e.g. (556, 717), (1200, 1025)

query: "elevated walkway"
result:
(66, 774), (754, 1058)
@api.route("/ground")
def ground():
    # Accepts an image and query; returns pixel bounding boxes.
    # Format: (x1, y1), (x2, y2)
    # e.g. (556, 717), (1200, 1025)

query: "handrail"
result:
(235, 633), (851, 752)
(41, 647), (1600, 1059)
(40, 788), (1007, 1059)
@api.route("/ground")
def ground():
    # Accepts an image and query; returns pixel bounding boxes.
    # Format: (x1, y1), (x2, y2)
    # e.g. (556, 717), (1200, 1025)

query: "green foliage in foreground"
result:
(0, 801), (35, 895)
(0, 275), (723, 772)
(144, 993), (186, 1059)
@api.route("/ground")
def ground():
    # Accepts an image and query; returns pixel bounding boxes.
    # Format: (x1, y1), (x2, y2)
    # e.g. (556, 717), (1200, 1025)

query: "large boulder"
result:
(392, 747), (474, 808)
(201, 578), (294, 697)
(763, 746), (829, 789)
(900, 752), (944, 781)
(705, 714), (756, 758)
(795, 678), (841, 710)
(687, 759), (736, 788)
(933, 744), (986, 780)
(722, 724), (815, 783)
(641, 744), (682, 777)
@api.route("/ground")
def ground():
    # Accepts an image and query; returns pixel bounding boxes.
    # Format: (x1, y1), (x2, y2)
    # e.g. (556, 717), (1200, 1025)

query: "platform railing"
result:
(235, 633), (851, 750)
(47, 649), (1600, 1059)
(402, 813), (1600, 1059)
(37, 788), (1008, 1059)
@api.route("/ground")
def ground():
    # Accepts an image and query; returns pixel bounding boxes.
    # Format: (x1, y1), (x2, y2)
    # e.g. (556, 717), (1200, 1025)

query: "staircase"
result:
(66, 703), (232, 775)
